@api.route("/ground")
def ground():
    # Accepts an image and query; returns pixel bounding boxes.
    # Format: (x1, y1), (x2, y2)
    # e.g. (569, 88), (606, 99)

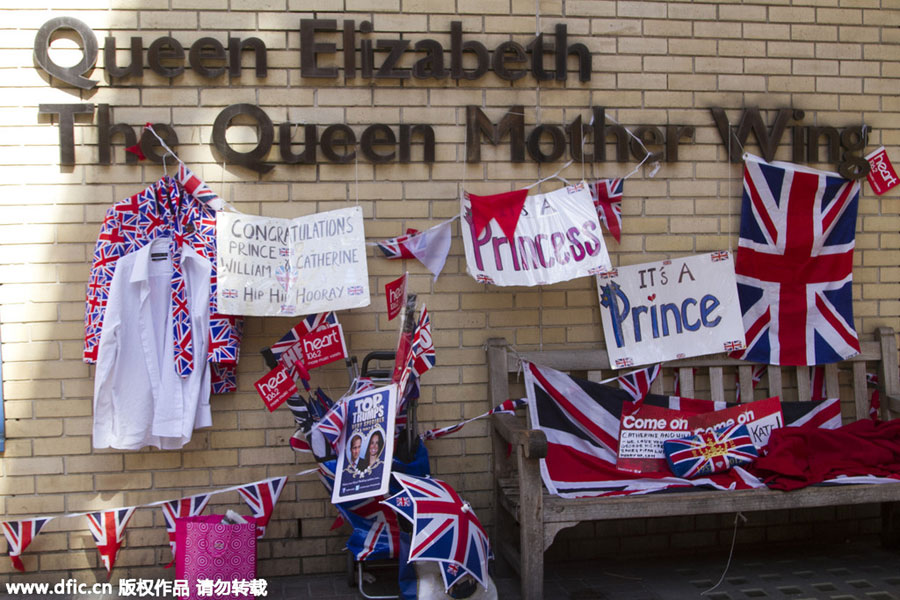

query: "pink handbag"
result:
(175, 515), (257, 600)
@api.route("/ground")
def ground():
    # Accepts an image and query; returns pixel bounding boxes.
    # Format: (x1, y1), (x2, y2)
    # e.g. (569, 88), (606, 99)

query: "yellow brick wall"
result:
(0, 0), (897, 584)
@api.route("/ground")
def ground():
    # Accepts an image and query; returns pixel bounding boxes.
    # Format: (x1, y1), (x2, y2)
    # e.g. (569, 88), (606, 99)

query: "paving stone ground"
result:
(4, 539), (897, 599)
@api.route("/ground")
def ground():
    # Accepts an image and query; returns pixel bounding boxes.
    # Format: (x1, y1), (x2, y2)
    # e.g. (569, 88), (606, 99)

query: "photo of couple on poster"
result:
(332, 385), (397, 503)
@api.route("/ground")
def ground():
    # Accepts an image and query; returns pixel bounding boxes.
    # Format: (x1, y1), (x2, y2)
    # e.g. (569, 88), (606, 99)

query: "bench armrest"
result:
(492, 412), (548, 459)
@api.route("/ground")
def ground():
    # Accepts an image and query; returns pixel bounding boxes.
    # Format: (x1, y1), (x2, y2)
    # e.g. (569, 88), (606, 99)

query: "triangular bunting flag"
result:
(466, 188), (529, 243)
(86, 507), (136, 578)
(406, 221), (453, 281)
(376, 229), (420, 259)
(160, 493), (211, 567)
(590, 178), (624, 243)
(238, 477), (287, 539)
(1, 517), (52, 572)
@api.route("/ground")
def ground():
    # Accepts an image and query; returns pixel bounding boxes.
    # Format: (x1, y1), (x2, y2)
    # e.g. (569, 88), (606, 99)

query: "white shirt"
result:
(93, 237), (212, 450)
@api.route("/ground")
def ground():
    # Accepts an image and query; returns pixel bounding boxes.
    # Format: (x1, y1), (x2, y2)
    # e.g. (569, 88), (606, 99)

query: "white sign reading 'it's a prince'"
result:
(596, 252), (745, 368)
(217, 206), (370, 317)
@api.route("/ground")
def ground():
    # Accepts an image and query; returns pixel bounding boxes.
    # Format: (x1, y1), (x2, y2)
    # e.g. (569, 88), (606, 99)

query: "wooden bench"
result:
(487, 328), (900, 600)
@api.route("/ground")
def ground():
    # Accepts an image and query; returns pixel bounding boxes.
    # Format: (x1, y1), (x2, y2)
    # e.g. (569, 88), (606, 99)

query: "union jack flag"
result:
(160, 494), (210, 565)
(711, 251), (730, 262)
(409, 307), (435, 379)
(732, 154), (861, 366)
(237, 477), (288, 539)
(617, 364), (660, 403)
(279, 247), (291, 257)
(317, 462), (402, 561)
(312, 401), (348, 453)
(387, 473), (491, 589)
(475, 274), (494, 284)
(663, 423), (759, 479)
(1, 518), (52, 572)
(340, 494), (402, 561)
(86, 507), (136, 577)
(723, 340), (744, 352)
(348, 285), (364, 295)
(221, 288), (238, 299)
(615, 357), (634, 368)
(590, 178), (624, 243)
(375, 228), (420, 259)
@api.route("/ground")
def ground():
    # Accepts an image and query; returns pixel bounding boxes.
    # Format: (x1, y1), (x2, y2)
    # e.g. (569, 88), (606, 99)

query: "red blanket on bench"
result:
(750, 419), (900, 491)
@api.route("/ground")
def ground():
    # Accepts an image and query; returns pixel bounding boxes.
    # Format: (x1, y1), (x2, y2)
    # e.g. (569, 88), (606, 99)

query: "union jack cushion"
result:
(663, 423), (758, 479)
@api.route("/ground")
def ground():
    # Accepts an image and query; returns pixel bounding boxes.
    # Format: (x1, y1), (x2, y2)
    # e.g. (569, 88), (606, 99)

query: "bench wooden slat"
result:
(796, 366), (811, 402)
(769, 366), (783, 399)
(678, 367), (694, 398)
(825, 363), (840, 400)
(710, 367), (724, 403)
(738, 365), (753, 402)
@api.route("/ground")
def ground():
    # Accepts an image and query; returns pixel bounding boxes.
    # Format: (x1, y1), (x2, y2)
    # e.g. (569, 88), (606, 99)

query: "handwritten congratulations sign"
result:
(461, 182), (612, 287)
(597, 252), (745, 368)
(217, 207), (370, 316)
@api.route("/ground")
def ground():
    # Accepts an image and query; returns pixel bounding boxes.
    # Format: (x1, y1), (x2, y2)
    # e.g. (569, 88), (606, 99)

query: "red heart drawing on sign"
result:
(648, 294), (656, 301)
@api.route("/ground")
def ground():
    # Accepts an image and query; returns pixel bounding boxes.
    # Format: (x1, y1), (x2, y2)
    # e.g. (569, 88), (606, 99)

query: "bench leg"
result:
(882, 502), (900, 548)
(518, 448), (544, 600)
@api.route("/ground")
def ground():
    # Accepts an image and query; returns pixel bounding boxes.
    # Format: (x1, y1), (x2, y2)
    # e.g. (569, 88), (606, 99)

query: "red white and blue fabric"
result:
(396, 307), (436, 400)
(734, 365), (767, 402)
(1, 517), (52, 572)
(617, 364), (660, 403)
(237, 477), (287, 539)
(160, 493), (211, 566)
(313, 400), (348, 453)
(385, 473), (491, 590)
(317, 462), (402, 561)
(86, 507), (136, 577)
(84, 165), (242, 390)
(663, 424), (758, 479)
(270, 312), (338, 378)
(867, 372), (881, 420)
(423, 398), (528, 440)
(811, 366), (827, 399)
(376, 229), (420, 259)
(590, 178), (624, 243)
(409, 307), (435, 379)
(524, 361), (840, 498)
(732, 154), (861, 366)
(382, 489), (465, 591)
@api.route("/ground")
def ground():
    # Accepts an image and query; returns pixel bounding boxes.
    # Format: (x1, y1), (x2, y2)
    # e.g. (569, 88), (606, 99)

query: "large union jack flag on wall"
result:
(732, 154), (861, 366)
